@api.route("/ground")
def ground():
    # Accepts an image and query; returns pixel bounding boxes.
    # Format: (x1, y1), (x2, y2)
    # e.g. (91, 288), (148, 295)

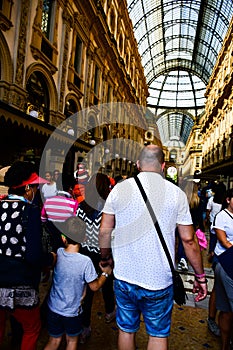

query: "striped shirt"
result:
(41, 195), (78, 222)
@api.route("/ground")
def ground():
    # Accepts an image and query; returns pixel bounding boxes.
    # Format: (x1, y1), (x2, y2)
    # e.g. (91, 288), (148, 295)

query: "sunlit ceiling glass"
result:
(127, 0), (233, 145)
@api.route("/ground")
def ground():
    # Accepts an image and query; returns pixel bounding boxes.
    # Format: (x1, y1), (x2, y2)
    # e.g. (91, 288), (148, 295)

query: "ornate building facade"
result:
(180, 16), (233, 186)
(181, 124), (203, 180)
(0, 0), (161, 177)
(199, 15), (233, 184)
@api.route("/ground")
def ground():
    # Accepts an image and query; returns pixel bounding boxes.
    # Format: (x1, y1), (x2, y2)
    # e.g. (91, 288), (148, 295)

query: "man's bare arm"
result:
(178, 224), (208, 302)
(99, 213), (115, 263)
(178, 224), (203, 274)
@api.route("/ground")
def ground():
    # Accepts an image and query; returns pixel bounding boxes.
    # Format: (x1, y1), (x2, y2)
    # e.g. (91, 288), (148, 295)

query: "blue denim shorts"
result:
(114, 279), (173, 337)
(47, 307), (83, 337)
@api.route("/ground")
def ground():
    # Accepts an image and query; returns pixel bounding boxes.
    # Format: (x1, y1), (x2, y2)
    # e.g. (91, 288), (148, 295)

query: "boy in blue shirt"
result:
(44, 216), (112, 350)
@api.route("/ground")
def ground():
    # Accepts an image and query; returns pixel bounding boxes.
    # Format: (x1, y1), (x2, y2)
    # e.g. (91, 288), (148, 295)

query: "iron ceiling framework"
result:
(127, 0), (233, 146)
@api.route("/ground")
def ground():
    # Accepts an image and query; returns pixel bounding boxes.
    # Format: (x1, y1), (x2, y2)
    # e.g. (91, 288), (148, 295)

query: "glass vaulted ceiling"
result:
(127, 0), (233, 147)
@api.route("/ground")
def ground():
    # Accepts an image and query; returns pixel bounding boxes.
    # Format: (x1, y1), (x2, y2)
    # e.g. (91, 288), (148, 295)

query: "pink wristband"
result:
(195, 273), (206, 278)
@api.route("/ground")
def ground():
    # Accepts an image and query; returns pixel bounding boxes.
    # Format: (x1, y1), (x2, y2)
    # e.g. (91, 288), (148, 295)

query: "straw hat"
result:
(0, 166), (10, 195)
(0, 166), (10, 183)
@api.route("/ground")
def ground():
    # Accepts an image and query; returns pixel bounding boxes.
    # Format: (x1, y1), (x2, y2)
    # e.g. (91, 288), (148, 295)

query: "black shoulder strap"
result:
(223, 209), (233, 220)
(134, 175), (175, 274)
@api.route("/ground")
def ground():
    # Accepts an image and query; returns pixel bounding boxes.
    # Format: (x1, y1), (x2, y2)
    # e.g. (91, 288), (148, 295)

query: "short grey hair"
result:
(138, 145), (165, 169)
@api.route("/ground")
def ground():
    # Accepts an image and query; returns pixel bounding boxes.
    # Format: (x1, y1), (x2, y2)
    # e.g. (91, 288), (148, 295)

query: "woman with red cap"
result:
(0, 161), (56, 350)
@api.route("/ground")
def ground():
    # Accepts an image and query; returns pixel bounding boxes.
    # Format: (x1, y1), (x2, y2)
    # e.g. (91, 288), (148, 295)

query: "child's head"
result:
(63, 216), (86, 245)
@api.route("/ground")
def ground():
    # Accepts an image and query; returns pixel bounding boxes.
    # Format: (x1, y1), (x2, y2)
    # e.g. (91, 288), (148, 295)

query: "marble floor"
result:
(1, 248), (222, 350)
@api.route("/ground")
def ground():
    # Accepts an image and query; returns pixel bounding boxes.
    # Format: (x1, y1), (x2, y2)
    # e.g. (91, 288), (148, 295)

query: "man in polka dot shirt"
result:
(99, 145), (207, 350)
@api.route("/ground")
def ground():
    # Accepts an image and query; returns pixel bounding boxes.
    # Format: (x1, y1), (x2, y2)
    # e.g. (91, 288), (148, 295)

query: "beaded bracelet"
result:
(194, 272), (206, 279)
(195, 276), (208, 284)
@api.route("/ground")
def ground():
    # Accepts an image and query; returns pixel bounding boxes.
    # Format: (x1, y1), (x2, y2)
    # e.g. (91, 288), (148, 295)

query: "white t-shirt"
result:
(41, 182), (57, 199)
(212, 209), (233, 256)
(103, 172), (192, 291)
(206, 197), (222, 223)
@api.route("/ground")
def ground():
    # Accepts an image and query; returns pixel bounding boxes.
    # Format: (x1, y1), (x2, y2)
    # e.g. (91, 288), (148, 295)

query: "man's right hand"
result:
(193, 278), (208, 302)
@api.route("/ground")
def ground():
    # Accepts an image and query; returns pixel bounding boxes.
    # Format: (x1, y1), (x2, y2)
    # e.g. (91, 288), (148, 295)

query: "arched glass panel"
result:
(127, 0), (233, 145)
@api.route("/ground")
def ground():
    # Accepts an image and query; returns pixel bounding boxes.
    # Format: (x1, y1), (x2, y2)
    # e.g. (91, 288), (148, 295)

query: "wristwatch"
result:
(101, 272), (109, 278)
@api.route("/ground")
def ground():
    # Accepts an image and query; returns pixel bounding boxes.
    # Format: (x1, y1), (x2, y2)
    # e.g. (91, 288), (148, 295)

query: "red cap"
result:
(12, 172), (48, 189)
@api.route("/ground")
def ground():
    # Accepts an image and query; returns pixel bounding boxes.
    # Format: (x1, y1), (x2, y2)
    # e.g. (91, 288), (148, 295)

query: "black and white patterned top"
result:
(0, 198), (40, 310)
(77, 206), (102, 253)
(0, 200), (27, 258)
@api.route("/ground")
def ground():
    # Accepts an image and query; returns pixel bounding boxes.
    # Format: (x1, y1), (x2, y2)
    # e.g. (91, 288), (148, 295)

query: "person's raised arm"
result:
(178, 224), (208, 302)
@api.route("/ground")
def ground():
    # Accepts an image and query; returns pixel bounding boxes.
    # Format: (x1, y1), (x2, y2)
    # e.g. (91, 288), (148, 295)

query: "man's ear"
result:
(136, 160), (140, 169)
(161, 162), (165, 171)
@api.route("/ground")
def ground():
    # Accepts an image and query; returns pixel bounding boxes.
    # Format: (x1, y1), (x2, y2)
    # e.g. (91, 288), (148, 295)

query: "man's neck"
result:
(139, 168), (162, 174)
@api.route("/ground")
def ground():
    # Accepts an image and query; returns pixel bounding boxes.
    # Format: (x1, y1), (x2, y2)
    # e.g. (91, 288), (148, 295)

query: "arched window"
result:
(64, 99), (77, 118)
(26, 72), (50, 123)
(41, 0), (54, 40)
(119, 33), (123, 53)
(0, 0), (13, 31)
(103, 126), (108, 141)
(88, 115), (96, 139)
(169, 149), (177, 162)
(125, 53), (129, 70)
(110, 9), (115, 34)
(64, 99), (78, 135)
(74, 35), (83, 75)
